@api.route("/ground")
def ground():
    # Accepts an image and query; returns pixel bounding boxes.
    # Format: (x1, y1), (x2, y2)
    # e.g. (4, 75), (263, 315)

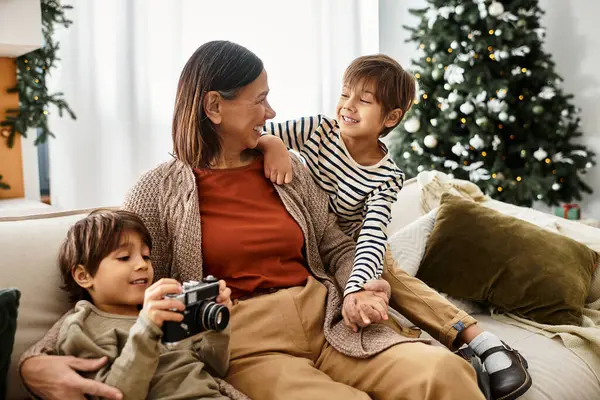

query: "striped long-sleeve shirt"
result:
(264, 115), (405, 296)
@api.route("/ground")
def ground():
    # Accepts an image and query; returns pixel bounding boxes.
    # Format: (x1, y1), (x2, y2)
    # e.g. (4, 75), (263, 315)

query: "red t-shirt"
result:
(193, 157), (310, 299)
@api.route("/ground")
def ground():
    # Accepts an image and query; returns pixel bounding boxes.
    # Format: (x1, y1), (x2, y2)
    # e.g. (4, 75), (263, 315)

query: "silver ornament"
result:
(424, 134), (438, 148)
(533, 148), (548, 161)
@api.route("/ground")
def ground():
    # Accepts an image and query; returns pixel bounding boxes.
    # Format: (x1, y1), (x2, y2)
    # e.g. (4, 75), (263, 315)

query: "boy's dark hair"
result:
(58, 209), (152, 303)
(343, 54), (416, 137)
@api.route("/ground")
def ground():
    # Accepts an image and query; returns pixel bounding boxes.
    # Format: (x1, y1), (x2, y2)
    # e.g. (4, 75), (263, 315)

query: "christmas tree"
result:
(389, 0), (596, 207)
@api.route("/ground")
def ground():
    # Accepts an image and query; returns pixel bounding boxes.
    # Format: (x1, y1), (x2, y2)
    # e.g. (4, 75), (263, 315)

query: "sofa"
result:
(2, 177), (600, 399)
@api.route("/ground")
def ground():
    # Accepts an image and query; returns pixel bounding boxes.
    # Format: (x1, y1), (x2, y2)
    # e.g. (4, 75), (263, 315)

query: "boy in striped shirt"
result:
(258, 54), (532, 400)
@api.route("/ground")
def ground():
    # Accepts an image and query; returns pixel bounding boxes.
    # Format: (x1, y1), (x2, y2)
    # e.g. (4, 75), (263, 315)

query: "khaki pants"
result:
(226, 277), (484, 400)
(382, 247), (478, 349)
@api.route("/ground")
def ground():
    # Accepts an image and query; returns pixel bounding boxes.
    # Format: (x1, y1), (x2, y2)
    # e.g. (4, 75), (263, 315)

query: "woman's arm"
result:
(20, 356), (123, 400)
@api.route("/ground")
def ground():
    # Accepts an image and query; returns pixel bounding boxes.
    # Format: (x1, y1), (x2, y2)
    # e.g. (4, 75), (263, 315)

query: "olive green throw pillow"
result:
(416, 193), (599, 326)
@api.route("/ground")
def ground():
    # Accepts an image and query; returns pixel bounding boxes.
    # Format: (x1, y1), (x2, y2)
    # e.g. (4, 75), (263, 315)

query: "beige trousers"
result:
(225, 277), (484, 400)
(382, 247), (478, 349)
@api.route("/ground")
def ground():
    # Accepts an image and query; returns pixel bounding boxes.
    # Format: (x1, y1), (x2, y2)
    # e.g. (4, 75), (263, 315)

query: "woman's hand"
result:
(21, 355), (123, 400)
(215, 279), (232, 311)
(342, 279), (391, 332)
(342, 291), (389, 332)
(258, 135), (293, 185)
(142, 278), (185, 327)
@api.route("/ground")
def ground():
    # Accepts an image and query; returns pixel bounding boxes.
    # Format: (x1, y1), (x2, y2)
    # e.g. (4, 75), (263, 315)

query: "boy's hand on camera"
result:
(142, 278), (185, 327)
(215, 280), (232, 311)
(259, 135), (293, 185)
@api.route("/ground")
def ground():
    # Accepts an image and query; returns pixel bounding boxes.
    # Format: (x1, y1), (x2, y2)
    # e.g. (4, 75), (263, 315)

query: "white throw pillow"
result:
(388, 208), (438, 277)
(387, 208), (485, 315)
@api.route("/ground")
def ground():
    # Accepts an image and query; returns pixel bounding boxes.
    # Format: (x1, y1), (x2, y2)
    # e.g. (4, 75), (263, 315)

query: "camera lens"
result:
(196, 301), (230, 331)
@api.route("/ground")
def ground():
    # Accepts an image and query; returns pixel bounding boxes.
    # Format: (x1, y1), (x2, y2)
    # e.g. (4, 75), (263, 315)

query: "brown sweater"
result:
(21, 153), (427, 400)
(193, 157), (310, 299)
(57, 301), (229, 400)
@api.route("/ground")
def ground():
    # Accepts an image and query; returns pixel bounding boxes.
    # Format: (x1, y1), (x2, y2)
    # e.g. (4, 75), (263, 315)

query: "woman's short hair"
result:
(58, 209), (152, 303)
(172, 40), (264, 168)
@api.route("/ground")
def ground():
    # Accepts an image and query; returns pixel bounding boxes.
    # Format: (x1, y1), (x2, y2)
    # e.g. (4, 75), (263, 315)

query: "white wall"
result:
(379, 0), (600, 219)
(538, 0), (600, 218)
(378, 0), (423, 68)
(0, 0), (42, 57)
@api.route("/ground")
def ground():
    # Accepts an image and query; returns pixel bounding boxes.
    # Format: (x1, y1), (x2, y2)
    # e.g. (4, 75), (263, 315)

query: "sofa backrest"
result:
(0, 208), (112, 399)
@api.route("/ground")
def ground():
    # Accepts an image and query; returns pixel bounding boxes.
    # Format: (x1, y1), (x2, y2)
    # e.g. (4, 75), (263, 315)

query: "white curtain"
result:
(47, 0), (379, 210)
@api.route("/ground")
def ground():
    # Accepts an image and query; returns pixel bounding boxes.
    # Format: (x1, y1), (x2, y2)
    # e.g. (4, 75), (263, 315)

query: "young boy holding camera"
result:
(54, 209), (232, 400)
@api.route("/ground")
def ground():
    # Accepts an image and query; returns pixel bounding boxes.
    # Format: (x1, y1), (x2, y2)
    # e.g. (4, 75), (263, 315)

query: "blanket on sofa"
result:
(417, 171), (600, 385)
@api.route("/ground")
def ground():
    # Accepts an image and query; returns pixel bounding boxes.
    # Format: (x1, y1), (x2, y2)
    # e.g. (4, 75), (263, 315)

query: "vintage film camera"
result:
(162, 275), (230, 343)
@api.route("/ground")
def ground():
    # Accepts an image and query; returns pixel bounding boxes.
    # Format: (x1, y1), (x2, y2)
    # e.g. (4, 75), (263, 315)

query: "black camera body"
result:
(162, 275), (230, 343)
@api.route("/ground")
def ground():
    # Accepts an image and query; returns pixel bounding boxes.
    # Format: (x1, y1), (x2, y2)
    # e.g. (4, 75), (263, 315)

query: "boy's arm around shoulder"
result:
(263, 114), (329, 151)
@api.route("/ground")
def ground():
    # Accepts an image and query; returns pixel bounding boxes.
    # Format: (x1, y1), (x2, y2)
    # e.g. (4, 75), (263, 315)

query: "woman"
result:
(20, 41), (485, 400)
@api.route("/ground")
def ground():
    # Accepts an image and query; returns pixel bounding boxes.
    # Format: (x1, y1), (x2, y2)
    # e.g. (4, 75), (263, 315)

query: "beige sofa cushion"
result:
(0, 209), (109, 399)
